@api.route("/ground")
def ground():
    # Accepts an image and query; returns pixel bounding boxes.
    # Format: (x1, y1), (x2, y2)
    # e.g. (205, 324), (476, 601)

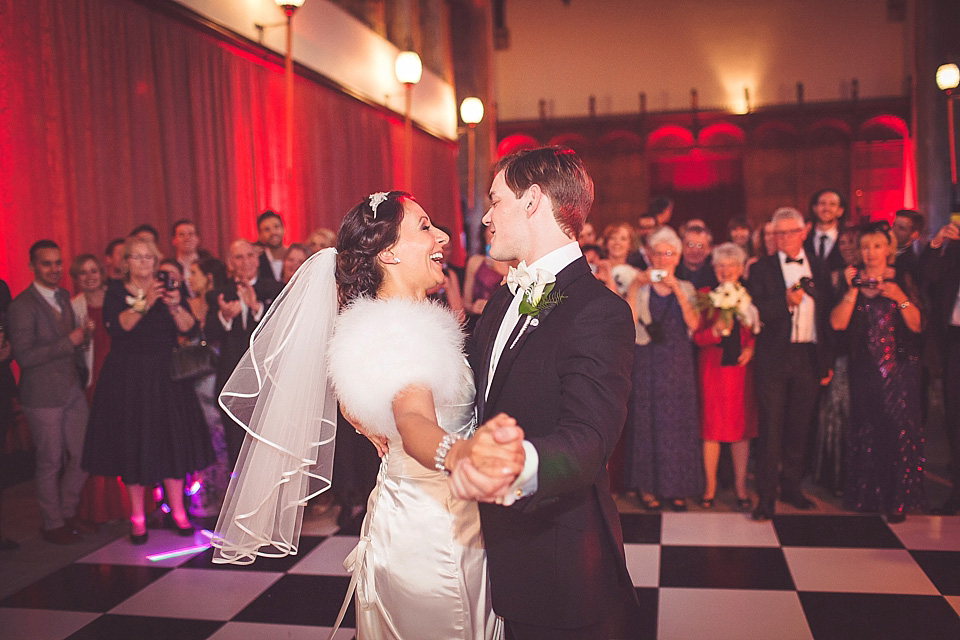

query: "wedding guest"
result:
(82, 236), (213, 543)
(581, 243), (605, 279)
(693, 243), (759, 510)
(748, 207), (834, 521)
(920, 220), (960, 514)
(831, 221), (924, 522)
(206, 239), (283, 466)
(600, 222), (641, 297)
(281, 242), (312, 284)
(130, 223), (161, 249)
(103, 238), (126, 282)
(184, 256), (231, 521)
(0, 279), (19, 550)
(812, 226), (860, 494)
(676, 220), (718, 290)
(70, 254), (129, 524)
(745, 220), (777, 278)
(650, 195), (674, 227)
(306, 227), (337, 253)
(623, 226), (702, 511)
(577, 221), (597, 246)
(8, 241), (94, 544)
(892, 209), (923, 278)
(171, 220), (204, 297)
(728, 216), (753, 258)
(804, 188), (847, 272)
(627, 212), (659, 270)
(256, 210), (288, 284)
(462, 224), (510, 319)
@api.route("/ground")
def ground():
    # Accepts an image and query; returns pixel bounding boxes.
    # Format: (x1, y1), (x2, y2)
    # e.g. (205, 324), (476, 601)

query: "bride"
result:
(211, 191), (523, 639)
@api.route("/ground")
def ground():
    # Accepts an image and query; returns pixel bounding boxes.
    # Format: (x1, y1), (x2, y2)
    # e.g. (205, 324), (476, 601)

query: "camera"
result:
(156, 271), (178, 291)
(851, 276), (882, 289)
(649, 269), (668, 282)
(791, 276), (815, 295)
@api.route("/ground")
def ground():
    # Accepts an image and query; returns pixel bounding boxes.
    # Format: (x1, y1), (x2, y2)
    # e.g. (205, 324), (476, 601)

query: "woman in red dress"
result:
(693, 243), (759, 511)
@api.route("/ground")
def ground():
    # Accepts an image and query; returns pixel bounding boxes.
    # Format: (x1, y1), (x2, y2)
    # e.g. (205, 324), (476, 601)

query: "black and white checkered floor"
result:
(2, 511), (960, 640)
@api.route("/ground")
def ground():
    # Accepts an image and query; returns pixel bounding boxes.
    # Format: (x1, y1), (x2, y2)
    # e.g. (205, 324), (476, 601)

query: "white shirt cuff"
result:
(218, 312), (234, 331)
(501, 440), (539, 506)
(250, 303), (264, 322)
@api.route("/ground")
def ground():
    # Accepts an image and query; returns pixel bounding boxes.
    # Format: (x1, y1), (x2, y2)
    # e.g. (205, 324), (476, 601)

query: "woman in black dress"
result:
(830, 222), (924, 523)
(82, 237), (213, 543)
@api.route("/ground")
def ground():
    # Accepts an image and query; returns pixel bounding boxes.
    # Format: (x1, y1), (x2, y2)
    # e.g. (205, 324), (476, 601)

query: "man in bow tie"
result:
(747, 207), (834, 521)
(451, 147), (640, 639)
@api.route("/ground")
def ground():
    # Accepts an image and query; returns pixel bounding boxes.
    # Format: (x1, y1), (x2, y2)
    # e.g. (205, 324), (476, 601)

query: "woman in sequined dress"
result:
(830, 222), (924, 523)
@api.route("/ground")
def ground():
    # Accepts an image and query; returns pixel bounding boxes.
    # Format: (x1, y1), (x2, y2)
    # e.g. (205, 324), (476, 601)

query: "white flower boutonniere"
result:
(125, 288), (148, 314)
(506, 262), (564, 349)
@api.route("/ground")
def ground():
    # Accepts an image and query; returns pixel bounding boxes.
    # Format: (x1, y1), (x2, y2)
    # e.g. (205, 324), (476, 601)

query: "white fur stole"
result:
(327, 297), (467, 440)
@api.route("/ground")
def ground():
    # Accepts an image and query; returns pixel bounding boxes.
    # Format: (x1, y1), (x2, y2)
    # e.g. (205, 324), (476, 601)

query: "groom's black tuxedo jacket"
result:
(468, 256), (639, 630)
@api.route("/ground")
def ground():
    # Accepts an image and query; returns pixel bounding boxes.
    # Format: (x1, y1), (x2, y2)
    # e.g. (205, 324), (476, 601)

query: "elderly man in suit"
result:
(7, 240), (95, 544)
(205, 239), (283, 466)
(748, 208), (834, 521)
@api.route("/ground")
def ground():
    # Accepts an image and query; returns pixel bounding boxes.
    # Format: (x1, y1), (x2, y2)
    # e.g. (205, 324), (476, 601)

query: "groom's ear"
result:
(524, 184), (542, 217)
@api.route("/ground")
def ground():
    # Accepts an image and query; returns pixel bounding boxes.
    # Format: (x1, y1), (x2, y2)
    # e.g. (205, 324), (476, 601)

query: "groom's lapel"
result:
(484, 257), (590, 417)
(476, 285), (513, 422)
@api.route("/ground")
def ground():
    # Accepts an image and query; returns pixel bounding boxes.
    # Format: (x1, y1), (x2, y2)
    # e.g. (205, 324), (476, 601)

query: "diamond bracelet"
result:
(434, 433), (463, 476)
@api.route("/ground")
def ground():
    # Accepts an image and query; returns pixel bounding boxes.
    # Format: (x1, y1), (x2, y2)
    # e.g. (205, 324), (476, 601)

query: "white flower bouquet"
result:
(700, 281), (759, 336)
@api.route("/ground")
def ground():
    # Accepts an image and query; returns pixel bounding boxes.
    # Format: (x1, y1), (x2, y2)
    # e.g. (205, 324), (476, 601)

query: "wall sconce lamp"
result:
(937, 63), (959, 195)
(459, 97), (484, 210)
(396, 51), (422, 190)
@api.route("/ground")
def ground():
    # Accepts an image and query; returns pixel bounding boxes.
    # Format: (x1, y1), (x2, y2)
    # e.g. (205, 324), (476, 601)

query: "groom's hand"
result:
(449, 458), (516, 502)
(467, 414), (525, 478)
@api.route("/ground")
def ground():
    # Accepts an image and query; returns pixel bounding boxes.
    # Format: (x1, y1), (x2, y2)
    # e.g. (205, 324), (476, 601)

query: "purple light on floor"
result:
(160, 503), (171, 514)
(147, 544), (210, 562)
(199, 529), (215, 539)
(186, 480), (202, 496)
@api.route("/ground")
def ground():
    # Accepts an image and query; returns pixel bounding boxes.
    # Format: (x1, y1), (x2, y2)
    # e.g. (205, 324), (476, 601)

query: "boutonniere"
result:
(506, 262), (564, 349)
(125, 288), (147, 314)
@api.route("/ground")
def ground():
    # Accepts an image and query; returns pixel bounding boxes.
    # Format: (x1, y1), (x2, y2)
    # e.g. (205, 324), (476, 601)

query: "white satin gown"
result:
(344, 360), (500, 640)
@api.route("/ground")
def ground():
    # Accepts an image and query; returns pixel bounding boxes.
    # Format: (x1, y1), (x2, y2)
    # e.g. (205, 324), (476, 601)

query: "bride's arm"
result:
(392, 386), (524, 478)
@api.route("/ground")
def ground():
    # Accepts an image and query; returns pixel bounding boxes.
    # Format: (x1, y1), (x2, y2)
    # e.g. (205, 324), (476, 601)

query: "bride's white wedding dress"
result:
(328, 296), (501, 640)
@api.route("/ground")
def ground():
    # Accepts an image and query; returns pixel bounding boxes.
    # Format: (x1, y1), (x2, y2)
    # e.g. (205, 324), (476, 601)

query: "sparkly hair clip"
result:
(369, 192), (389, 218)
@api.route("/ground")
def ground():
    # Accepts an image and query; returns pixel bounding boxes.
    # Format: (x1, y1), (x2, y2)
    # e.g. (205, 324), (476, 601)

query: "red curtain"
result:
(0, 0), (462, 293)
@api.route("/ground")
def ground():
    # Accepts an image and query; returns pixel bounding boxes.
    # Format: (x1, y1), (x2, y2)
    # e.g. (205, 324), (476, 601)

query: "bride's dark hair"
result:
(336, 191), (411, 305)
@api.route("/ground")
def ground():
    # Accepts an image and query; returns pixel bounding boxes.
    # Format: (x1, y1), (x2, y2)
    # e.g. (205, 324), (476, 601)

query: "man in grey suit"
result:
(8, 240), (95, 544)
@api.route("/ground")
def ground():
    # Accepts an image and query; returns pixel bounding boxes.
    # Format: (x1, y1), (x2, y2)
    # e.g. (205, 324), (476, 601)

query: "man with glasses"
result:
(747, 208), (834, 521)
(676, 219), (719, 290)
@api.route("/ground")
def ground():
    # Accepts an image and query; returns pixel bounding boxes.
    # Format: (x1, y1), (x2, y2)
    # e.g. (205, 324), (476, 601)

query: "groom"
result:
(453, 147), (640, 639)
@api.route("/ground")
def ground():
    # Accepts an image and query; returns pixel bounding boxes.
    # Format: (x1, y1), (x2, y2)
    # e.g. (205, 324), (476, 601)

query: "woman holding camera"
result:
(830, 222), (924, 523)
(622, 227), (702, 511)
(82, 236), (213, 543)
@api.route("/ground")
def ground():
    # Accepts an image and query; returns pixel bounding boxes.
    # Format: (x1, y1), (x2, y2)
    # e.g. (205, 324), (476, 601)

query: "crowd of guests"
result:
(1, 192), (959, 549)
(0, 213), (341, 546)
(581, 193), (960, 524)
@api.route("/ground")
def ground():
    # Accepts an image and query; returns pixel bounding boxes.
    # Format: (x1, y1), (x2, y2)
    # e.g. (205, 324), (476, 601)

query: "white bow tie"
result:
(506, 261), (555, 297)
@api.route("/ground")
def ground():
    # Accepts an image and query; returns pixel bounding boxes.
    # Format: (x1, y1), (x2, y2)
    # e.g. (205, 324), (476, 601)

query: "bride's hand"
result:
(448, 458), (517, 503)
(468, 414), (525, 478)
(341, 404), (389, 458)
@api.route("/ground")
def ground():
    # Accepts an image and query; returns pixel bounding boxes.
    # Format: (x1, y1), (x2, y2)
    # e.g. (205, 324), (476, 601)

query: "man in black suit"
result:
(255, 210), (288, 285)
(804, 188), (847, 272)
(451, 147), (640, 639)
(0, 278), (20, 549)
(748, 208), (834, 521)
(893, 209), (924, 279)
(205, 239), (283, 466)
(626, 212), (659, 270)
(920, 220), (960, 513)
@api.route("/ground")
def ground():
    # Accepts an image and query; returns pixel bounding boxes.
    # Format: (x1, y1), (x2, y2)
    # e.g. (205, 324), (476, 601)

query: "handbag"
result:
(170, 336), (217, 381)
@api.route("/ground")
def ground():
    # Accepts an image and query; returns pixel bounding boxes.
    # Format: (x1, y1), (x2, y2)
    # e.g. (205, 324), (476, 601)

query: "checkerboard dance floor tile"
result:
(2, 513), (959, 639)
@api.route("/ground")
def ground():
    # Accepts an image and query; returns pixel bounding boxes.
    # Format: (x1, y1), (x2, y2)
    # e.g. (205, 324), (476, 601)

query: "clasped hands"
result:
(349, 409), (527, 505)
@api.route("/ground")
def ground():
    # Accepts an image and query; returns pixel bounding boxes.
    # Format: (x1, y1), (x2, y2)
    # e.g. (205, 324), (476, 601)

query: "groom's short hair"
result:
(495, 146), (594, 238)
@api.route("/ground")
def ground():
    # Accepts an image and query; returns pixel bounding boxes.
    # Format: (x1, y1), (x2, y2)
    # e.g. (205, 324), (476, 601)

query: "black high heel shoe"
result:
(669, 498), (688, 512)
(129, 527), (148, 545)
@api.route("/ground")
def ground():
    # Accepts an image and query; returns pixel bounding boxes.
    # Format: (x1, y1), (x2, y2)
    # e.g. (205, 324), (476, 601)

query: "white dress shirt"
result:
(219, 278), (265, 331)
(486, 241), (582, 504)
(778, 249), (817, 343)
(813, 227), (838, 259)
